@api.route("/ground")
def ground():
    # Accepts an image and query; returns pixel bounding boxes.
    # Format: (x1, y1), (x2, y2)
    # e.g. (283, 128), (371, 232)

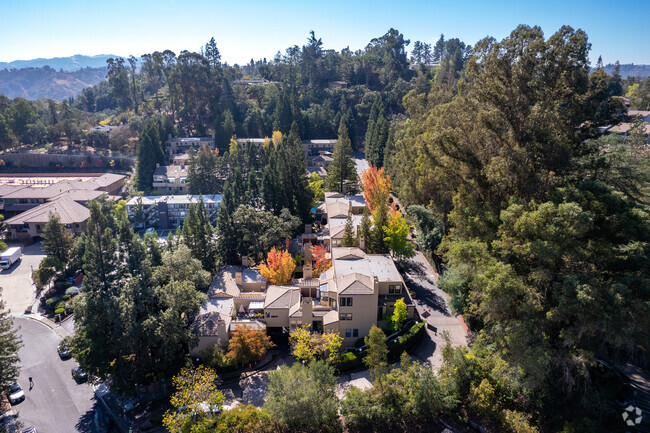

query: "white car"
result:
(8, 382), (25, 404)
(145, 228), (155, 235)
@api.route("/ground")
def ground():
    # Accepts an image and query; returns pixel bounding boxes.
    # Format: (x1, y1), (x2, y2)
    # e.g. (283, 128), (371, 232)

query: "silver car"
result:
(8, 382), (25, 404)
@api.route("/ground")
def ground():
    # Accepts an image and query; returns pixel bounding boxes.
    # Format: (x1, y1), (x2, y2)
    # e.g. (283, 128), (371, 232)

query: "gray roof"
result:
(332, 248), (403, 283)
(191, 298), (234, 336)
(5, 195), (90, 225)
(153, 165), (188, 179)
(264, 286), (301, 309)
(208, 266), (244, 298)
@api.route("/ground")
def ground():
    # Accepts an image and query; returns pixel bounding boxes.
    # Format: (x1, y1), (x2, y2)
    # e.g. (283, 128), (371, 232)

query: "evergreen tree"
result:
(181, 200), (218, 272)
(273, 92), (292, 134)
(342, 210), (357, 247)
(365, 95), (389, 168)
(326, 118), (358, 194)
(216, 180), (239, 265)
(282, 121), (313, 221)
(0, 289), (22, 386)
(136, 118), (165, 192)
(41, 212), (74, 263)
(214, 109), (235, 154)
(608, 60), (623, 97)
(370, 199), (389, 254)
(247, 168), (260, 206)
(187, 146), (220, 195)
(359, 207), (372, 250)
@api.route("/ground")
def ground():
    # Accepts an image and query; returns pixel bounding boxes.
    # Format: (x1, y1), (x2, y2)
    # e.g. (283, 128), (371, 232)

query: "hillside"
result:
(600, 63), (650, 78)
(0, 54), (116, 71)
(0, 66), (107, 100)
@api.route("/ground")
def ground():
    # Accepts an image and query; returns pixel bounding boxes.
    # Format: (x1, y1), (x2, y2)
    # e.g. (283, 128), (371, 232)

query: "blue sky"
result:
(1, 0), (648, 65)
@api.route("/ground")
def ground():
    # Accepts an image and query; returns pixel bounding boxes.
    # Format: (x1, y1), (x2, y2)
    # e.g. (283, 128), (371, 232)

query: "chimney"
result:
(373, 276), (379, 293)
(359, 236), (365, 251)
(304, 243), (313, 261)
(241, 256), (249, 267)
(303, 264), (313, 280)
(156, 163), (160, 168)
(301, 297), (313, 327)
(217, 319), (228, 346)
(305, 223), (312, 234)
(168, 133), (172, 140)
(235, 272), (243, 285)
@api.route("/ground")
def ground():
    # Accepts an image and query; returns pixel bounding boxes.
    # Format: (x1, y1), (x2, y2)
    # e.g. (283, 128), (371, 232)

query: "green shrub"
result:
(45, 296), (61, 306)
(387, 322), (425, 360)
(54, 307), (65, 315)
(55, 301), (66, 311)
(335, 351), (365, 372)
(63, 294), (71, 301)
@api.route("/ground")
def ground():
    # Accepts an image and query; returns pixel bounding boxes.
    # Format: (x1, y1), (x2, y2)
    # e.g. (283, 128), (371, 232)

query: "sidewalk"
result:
(16, 312), (73, 339)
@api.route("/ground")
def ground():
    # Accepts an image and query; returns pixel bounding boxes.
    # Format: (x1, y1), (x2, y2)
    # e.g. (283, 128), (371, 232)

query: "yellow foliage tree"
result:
(162, 365), (224, 432)
(289, 325), (343, 364)
(259, 247), (295, 285)
(271, 131), (283, 147)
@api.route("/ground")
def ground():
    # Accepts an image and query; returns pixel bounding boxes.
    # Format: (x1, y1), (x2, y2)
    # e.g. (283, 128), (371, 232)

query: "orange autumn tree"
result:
(310, 244), (331, 277)
(259, 247), (296, 285)
(226, 328), (275, 367)
(361, 165), (392, 216)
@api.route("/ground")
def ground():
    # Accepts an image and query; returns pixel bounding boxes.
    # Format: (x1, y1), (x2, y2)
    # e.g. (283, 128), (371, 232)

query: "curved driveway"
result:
(13, 317), (101, 433)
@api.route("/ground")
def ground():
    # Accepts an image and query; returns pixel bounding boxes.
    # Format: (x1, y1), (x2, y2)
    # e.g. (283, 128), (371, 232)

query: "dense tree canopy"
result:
(387, 25), (650, 430)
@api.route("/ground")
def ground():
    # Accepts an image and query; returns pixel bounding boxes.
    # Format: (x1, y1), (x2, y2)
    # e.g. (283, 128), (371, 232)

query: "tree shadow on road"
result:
(401, 260), (451, 316)
(75, 400), (107, 433)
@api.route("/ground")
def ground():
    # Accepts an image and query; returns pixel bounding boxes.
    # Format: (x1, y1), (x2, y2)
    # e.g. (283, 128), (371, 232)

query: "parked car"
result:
(57, 339), (72, 360)
(71, 367), (88, 383)
(145, 227), (155, 235)
(22, 427), (39, 433)
(7, 382), (24, 404)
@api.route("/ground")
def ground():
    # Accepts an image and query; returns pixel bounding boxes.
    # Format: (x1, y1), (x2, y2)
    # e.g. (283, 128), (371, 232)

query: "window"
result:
(353, 329), (359, 337)
(389, 284), (402, 294)
(345, 329), (352, 338)
(346, 313), (352, 320)
(340, 313), (346, 321)
(340, 297), (353, 307)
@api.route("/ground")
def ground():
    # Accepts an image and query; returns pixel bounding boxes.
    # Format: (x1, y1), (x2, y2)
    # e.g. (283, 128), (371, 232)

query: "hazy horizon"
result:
(1, 0), (649, 66)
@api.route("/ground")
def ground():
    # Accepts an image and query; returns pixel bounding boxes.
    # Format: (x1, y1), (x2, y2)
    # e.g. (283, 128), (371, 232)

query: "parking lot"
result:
(0, 243), (45, 314)
(135, 228), (175, 239)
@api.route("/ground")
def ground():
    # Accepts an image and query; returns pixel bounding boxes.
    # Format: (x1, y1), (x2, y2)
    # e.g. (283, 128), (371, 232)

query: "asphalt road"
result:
(0, 242), (45, 314)
(13, 317), (102, 433)
(400, 252), (469, 369)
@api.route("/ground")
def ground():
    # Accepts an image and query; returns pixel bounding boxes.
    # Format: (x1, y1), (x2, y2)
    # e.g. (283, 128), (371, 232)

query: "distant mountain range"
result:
(596, 63), (650, 79)
(0, 66), (107, 100)
(0, 54), (117, 71)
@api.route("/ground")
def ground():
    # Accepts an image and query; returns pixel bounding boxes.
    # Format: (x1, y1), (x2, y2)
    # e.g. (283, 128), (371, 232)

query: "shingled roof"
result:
(4, 195), (90, 225)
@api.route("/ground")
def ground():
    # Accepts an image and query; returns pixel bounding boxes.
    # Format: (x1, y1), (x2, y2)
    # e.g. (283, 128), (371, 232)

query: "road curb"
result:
(18, 314), (70, 339)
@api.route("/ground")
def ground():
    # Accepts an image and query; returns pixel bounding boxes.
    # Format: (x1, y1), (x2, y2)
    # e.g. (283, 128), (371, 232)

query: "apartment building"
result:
(0, 173), (124, 217)
(5, 195), (91, 240)
(165, 135), (215, 163)
(152, 164), (188, 194)
(319, 192), (367, 249)
(125, 194), (222, 229)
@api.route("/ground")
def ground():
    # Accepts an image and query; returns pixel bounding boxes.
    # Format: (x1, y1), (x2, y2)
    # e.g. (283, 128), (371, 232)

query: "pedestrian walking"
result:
(28, 376), (33, 390)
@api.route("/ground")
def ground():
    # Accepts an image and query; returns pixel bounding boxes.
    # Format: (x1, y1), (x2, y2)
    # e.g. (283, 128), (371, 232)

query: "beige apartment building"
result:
(189, 191), (415, 354)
